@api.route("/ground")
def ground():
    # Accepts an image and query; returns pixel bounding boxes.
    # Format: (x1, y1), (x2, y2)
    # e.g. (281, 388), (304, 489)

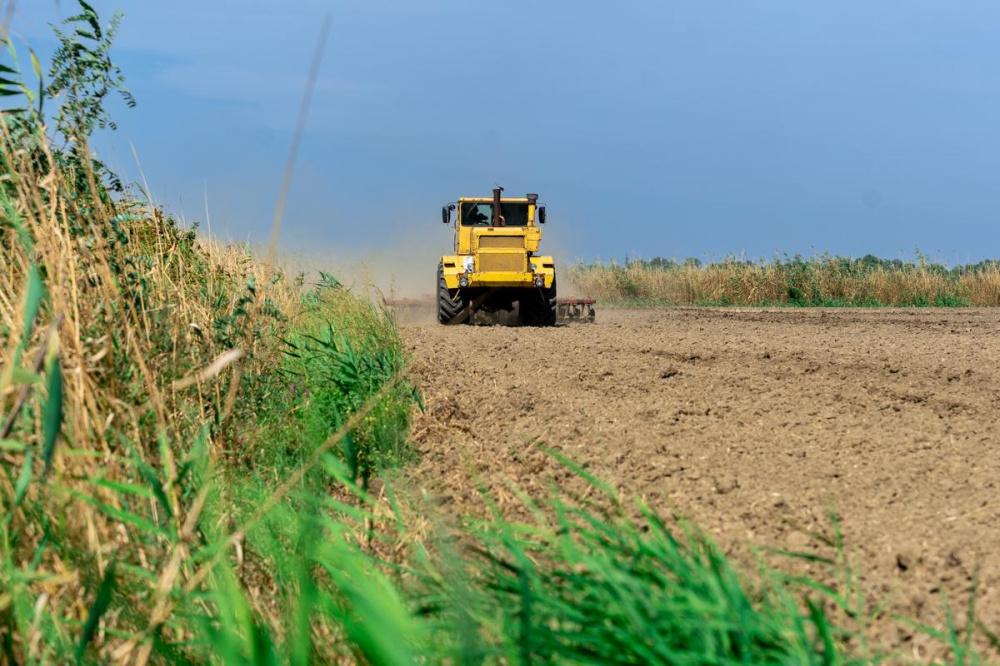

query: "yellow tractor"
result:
(438, 187), (557, 325)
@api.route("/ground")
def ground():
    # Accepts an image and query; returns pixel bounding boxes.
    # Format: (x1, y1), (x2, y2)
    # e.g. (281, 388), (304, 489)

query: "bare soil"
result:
(402, 307), (1000, 658)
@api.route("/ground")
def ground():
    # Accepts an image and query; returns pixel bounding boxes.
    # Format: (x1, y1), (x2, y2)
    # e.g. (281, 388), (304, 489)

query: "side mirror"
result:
(537, 205), (546, 224)
(441, 205), (451, 224)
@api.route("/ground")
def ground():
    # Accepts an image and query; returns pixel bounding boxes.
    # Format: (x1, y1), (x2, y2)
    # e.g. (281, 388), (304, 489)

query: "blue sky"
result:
(10, 1), (1000, 267)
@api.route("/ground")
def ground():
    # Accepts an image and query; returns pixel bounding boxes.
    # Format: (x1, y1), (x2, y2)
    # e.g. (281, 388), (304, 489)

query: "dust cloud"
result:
(277, 226), (589, 305)
(278, 228), (443, 301)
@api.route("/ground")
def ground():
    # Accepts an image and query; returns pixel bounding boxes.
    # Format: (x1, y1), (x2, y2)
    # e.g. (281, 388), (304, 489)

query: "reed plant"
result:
(569, 256), (1000, 307)
(1, 7), (415, 660)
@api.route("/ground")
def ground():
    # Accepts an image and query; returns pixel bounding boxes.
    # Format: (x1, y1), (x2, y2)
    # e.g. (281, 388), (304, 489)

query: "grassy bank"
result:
(1, 5), (992, 663)
(569, 256), (1000, 307)
(1, 9), (417, 660)
(0, 109), (415, 662)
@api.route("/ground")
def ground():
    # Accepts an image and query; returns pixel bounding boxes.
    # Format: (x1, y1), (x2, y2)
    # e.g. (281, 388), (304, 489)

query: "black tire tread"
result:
(437, 264), (463, 324)
(522, 276), (557, 326)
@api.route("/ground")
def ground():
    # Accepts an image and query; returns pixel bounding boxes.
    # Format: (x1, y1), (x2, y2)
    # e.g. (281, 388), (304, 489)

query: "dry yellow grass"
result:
(1, 105), (422, 660)
(569, 258), (1000, 306)
(0, 117), (303, 660)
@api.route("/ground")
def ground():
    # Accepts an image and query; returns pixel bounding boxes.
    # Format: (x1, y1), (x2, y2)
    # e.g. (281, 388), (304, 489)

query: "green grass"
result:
(116, 446), (992, 665)
(236, 283), (415, 483)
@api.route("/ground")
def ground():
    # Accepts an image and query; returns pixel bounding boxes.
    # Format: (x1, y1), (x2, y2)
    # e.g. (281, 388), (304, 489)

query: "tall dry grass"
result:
(0, 111), (300, 656)
(569, 257), (1000, 306)
(1, 117), (421, 662)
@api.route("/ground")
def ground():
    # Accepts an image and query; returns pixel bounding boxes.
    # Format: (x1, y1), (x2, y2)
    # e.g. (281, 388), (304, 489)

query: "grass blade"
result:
(41, 356), (63, 477)
(75, 560), (117, 664)
(21, 266), (43, 336)
(12, 449), (33, 508)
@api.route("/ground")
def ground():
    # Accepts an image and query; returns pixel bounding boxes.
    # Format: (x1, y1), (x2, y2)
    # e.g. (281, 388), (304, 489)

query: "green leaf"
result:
(74, 492), (166, 537)
(13, 450), (33, 507)
(21, 265), (44, 343)
(77, 2), (99, 18)
(0, 439), (25, 452)
(70, 1), (102, 40)
(9, 367), (42, 385)
(29, 48), (44, 114)
(75, 560), (117, 664)
(42, 357), (64, 477)
(118, 562), (157, 583)
(94, 477), (153, 500)
(134, 457), (172, 521)
(16, 80), (34, 106)
(29, 49), (42, 80)
(806, 598), (838, 665)
(156, 432), (175, 487)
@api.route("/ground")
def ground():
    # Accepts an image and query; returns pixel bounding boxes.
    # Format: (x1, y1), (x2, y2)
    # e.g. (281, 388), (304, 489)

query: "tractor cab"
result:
(442, 188), (546, 257)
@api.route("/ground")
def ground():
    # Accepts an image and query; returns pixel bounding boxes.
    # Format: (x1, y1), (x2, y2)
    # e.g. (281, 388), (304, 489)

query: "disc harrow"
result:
(384, 295), (597, 325)
(555, 298), (596, 323)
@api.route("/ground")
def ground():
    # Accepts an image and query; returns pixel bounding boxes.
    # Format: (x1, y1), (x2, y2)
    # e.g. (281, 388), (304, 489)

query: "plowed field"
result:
(403, 308), (1000, 654)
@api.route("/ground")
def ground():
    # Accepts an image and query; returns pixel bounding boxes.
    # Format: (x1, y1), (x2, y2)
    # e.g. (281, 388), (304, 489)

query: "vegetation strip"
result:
(570, 255), (1000, 307)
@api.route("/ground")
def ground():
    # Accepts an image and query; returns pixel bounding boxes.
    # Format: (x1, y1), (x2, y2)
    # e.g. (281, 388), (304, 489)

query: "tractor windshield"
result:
(460, 202), (529, 227)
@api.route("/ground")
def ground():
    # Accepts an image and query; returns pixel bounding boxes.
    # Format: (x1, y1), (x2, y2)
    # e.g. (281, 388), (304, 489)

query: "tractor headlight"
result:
(462, 256), (475, 273)
(533, 275), (545, 287)
(459, 275), (470, 288)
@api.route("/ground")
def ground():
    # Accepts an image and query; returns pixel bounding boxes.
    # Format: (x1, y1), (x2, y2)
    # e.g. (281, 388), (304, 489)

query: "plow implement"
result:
(556, 298), (596, 323)
(384, 296), (596, 325)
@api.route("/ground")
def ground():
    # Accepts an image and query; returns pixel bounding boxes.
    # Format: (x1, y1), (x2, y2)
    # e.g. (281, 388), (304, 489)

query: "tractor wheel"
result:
(437, 264), (463, 325)
(522, 277), (557, 327)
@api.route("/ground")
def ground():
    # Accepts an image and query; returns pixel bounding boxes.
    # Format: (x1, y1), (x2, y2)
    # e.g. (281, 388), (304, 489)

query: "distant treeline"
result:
(568, 254), (1000, 306)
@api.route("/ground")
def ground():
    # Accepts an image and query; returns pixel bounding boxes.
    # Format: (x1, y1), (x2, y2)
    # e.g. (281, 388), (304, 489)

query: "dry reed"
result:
(569, 257), (1000, 307)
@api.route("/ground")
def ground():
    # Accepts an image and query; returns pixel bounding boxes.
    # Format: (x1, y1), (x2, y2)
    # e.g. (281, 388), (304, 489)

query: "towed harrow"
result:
(384, 296), (596, 325)
(556, 298), (596, 323)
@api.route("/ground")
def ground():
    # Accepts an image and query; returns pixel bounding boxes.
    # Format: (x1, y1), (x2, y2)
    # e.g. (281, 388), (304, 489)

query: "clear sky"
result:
(10, 1), (1000, 267)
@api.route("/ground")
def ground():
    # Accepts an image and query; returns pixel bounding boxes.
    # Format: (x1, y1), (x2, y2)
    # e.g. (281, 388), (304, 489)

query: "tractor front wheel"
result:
(437, 264), (463, 325)
(521, 277), (557, 326)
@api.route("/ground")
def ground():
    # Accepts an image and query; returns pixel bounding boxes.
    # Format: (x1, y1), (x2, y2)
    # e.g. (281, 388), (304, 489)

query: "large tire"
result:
(437, 264), (463, 324)
(522, 276), (557, 327)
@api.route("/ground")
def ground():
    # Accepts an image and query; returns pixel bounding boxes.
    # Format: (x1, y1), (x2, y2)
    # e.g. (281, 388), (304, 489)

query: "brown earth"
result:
(401, 307), (1000, 660)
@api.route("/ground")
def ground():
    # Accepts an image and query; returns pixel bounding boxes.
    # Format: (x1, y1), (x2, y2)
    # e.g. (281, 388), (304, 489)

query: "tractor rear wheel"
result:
(522, 277), (557, 326)
(437, 264), (463, 324)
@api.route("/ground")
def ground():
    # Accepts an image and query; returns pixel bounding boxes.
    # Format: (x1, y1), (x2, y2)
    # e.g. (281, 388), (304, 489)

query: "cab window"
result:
(460, 202), (529, 226)
(461, 203), (492, 226)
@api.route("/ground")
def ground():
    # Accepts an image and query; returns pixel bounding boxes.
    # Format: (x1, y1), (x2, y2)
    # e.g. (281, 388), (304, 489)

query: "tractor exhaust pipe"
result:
(492, 185), (504, 226)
